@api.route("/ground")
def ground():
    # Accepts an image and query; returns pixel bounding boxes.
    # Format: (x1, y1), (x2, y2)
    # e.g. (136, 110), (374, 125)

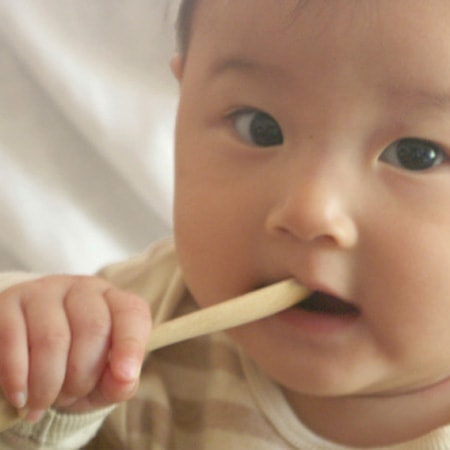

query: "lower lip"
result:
(276, 306), (360, 335)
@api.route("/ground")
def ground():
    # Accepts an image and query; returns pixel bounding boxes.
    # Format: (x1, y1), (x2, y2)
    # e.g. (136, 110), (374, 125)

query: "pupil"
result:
(397, 140), (437, 170)
(250, 112), (283, 146)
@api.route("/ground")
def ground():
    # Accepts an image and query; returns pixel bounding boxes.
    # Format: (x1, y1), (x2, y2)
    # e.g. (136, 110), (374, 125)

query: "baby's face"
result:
(173, 0), (450, 406)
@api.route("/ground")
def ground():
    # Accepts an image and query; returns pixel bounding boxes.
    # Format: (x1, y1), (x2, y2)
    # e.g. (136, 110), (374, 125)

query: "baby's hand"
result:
(0, 275), (151, 422)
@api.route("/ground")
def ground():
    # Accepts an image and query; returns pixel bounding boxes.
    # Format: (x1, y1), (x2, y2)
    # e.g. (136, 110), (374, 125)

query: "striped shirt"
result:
(2, 240), (450, 449)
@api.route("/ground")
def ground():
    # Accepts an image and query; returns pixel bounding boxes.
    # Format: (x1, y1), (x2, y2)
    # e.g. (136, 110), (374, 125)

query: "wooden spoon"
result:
(0, 278), (308, 431)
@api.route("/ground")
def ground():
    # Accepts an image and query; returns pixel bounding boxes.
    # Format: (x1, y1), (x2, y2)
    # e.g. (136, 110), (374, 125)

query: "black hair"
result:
(176, 0), (198, 54)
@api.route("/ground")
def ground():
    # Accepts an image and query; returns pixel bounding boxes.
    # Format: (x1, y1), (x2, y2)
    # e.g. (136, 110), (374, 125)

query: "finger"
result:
(0, 296), (29, 409)
(105, 288), (151, 384)
(25, 295), (71, 410)
(95, 365), (140, 406)
(58, 281), (112, 404)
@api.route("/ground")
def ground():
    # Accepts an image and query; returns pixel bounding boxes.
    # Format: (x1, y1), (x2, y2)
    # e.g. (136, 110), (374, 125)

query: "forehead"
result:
(190, 0), (450, 38)
(186, 0), (450, 91)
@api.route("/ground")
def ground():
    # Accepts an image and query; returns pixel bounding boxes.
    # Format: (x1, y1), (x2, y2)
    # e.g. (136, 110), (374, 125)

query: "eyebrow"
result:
(209, 56), (287, 80)
(209, 57), (450, 114)
(384, 85), (450, 112)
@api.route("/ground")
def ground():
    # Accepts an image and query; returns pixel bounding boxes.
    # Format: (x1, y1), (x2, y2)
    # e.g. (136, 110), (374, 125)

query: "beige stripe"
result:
(129, 399), (172, 449)
(171, 398), (289, 445)
(155, 363), (254, 408)
(153, 335), (244, 378)
(91, 384), (292, 448)
(173, 427), (296, 449)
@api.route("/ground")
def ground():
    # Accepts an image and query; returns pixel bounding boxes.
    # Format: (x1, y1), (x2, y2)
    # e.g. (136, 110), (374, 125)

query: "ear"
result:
(170, 54), (185, 82)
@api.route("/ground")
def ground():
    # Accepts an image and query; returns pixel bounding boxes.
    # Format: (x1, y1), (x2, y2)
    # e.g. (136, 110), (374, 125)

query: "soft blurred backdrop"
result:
(0, 0), (180, 273)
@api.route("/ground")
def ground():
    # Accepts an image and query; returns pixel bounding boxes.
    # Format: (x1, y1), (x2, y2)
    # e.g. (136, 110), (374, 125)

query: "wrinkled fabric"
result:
(0, 0), (178, 273)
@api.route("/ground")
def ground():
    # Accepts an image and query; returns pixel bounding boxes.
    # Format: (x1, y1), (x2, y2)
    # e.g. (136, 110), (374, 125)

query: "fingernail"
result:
(10, 391), (27, 409)
(116, 358), (140, 381)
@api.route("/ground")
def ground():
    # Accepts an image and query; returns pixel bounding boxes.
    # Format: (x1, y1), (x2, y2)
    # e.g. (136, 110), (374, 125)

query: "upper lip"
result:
(292, 277), (358, 308)
(296, 278), (347, 301)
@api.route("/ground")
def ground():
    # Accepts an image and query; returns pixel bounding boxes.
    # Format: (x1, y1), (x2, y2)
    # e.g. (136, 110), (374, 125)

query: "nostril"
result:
(266, 201), (358, 248)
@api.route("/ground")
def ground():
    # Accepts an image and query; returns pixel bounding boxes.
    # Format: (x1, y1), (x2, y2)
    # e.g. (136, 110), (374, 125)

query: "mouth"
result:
(296, 291), (360, 317)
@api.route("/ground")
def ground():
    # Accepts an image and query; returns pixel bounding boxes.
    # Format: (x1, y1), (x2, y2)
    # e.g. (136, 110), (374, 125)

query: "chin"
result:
(261, 361), (376, 397)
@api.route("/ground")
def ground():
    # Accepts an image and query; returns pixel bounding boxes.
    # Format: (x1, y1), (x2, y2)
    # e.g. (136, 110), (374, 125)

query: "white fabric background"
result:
(0, 0), (180, 273)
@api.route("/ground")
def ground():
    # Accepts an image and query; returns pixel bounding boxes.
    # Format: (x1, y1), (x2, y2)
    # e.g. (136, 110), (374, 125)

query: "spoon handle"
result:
(148, 279), (308, 351)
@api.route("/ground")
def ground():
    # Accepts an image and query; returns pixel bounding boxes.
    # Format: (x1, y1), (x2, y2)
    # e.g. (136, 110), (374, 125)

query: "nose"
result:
(265, 169), (358, 248)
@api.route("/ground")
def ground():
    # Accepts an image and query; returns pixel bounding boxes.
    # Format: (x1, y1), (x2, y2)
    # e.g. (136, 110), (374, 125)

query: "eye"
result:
(232, 110), (283, 147)
(380, 138), (446, 171)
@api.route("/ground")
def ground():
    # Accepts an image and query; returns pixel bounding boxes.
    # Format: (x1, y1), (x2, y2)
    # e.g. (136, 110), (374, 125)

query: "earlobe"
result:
(170, 54), (185, 82)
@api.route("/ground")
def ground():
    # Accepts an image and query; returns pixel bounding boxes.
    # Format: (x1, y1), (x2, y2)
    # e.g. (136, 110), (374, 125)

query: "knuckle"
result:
(11, 275), (72, 305)
(83, 314), (110, 339)
(33, 328), (69, 352)
(120, 293), (150, 319)
(69, 275), (108, 294)
(28, 274), (69, 292)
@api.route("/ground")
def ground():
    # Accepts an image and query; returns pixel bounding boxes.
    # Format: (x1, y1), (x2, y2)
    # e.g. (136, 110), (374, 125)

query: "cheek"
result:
(173, 160), (265, 309)
(359, 213), (450, 362)
(359, 178), (450, 311)
(173, 104), (278, 299)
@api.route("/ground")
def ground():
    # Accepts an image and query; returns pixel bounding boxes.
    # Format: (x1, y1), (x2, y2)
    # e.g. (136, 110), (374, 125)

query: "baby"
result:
(2, 0), (450, 448)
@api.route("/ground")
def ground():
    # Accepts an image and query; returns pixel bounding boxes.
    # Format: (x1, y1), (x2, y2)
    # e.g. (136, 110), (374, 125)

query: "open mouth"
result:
(296, 291), (360, 316)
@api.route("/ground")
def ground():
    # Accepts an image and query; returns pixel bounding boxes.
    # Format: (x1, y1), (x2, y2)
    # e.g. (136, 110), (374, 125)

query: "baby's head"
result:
(172, 1), (450, 446)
